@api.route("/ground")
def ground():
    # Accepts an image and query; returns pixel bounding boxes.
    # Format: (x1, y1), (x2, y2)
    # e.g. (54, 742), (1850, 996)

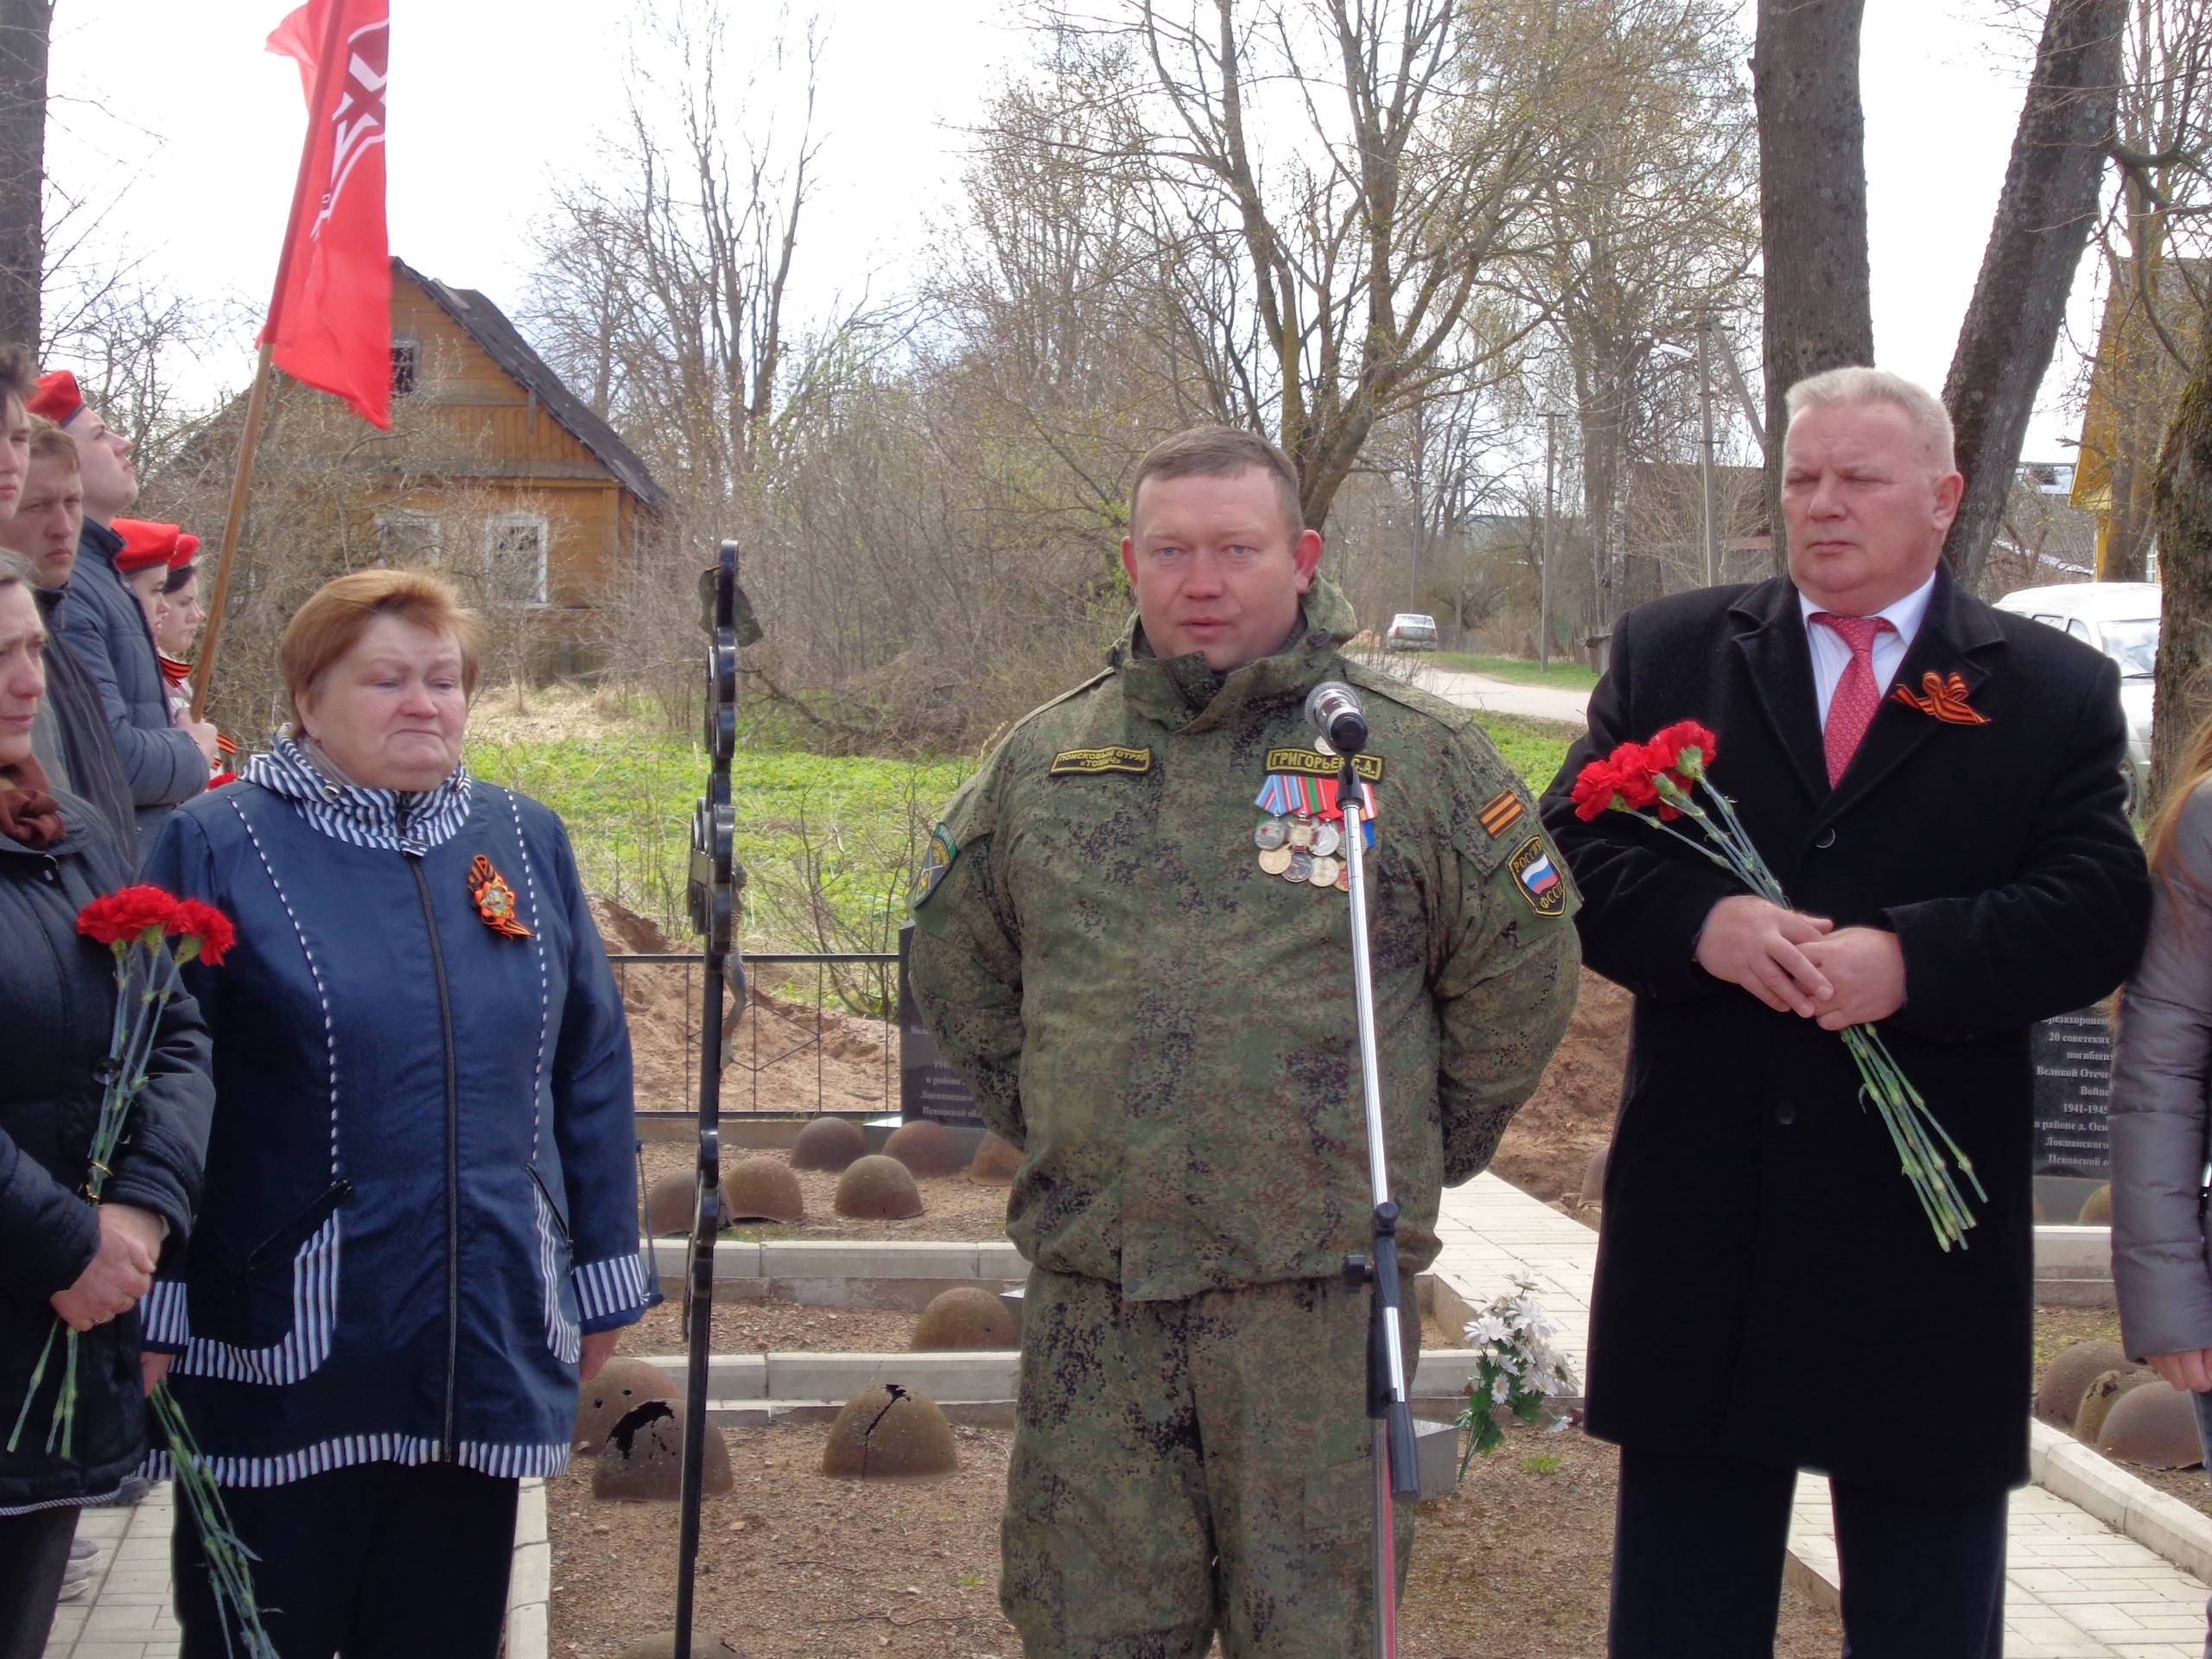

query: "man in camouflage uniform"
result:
(908, 426), (1580, 1658)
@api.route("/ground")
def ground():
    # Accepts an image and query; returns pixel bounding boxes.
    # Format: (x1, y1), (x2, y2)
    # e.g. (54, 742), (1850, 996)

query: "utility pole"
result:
(1539, 415), (1557, 671)
(1697, 319), (1720, 587)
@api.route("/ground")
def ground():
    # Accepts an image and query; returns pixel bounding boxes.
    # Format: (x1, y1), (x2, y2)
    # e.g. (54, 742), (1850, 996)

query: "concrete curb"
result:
(2029, 1420), (2212, 1586)
(505, 1476), (550, 1659)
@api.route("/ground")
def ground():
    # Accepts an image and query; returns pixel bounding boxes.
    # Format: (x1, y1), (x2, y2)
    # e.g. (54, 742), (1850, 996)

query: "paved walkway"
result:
(41, 1478), (548, 1659)
(1365, 657), (1593, 725)
(1429, 1173), (2212, 1659)
(41, 1483), (178, 1659)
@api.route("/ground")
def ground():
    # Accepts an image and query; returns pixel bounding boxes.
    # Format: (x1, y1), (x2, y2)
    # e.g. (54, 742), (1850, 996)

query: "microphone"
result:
(1306, 681), (1369, 756)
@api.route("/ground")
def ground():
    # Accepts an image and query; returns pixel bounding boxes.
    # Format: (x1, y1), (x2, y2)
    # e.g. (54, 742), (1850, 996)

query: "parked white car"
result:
(1991, 582), (2158, 810)
(1383, 612), (1439, 652)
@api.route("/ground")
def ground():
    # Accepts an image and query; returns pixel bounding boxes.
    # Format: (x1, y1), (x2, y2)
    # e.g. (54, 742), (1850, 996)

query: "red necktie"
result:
(1810, 612), (1896, 785)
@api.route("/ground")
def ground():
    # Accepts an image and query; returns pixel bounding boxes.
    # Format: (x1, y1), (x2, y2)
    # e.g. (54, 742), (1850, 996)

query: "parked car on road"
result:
(1384, 613), (1439, 652)
(1992, 582), (2158, 811)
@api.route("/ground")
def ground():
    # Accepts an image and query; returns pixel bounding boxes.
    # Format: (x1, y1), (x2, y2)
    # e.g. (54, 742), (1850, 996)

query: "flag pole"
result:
(188, 343), (275, 723)
(188, 0), (353, 724)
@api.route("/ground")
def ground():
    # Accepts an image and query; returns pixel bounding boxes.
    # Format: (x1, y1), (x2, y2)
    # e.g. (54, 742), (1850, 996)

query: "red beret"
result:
(171, 532), (200, 570)
(111, 518), (183, 575)
(27, 370), (82, 425)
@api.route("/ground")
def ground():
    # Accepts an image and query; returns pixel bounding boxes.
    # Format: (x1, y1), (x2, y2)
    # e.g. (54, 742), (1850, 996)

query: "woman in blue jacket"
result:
(143, 569), (652, 1659)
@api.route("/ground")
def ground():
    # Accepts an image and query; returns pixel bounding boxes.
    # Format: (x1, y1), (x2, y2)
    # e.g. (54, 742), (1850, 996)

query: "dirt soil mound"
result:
(591, 897), (897, 1116)
(1489, 970), (1632, 1220)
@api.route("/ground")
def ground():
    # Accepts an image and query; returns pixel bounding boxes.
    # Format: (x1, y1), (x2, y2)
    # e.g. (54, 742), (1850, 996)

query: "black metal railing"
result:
(608, 950), (900, 1119)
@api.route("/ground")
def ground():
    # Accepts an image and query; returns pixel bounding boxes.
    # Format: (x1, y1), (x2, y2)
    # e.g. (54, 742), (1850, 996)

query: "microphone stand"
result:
(1338, 756), (1421, 1659)
(676, 541), (746, 1659)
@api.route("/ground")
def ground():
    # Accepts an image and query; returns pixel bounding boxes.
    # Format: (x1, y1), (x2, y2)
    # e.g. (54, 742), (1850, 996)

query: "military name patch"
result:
(912, 823), (958, 909)
(1263, 747), (1385, 782)
(1477, 789), (1526, 839)
(1507, 836), (1568, 917)
(1050, 746), (1153, 776)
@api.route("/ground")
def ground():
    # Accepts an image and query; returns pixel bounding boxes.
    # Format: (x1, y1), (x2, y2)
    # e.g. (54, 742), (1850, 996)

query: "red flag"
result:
(262, 0), (391, 429)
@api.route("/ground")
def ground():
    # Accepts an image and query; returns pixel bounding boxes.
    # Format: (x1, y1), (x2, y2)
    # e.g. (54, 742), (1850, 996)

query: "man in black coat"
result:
(1537, 367), (2150, 1658)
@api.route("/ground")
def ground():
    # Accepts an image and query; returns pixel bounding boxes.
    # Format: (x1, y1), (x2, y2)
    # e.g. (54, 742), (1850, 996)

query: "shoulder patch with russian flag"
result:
(1506, 836), (1568, 917)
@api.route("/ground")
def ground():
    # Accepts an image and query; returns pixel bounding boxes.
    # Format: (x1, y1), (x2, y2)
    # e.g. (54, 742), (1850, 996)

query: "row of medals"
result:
(1254, 812), (1352, 891)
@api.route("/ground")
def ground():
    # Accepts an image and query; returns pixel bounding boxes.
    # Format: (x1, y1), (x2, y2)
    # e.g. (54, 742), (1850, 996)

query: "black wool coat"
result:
(1536, 570), (2149, 1499)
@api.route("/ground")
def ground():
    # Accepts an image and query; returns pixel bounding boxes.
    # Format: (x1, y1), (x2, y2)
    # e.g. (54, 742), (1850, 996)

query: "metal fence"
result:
(608, 950), (900, 1120)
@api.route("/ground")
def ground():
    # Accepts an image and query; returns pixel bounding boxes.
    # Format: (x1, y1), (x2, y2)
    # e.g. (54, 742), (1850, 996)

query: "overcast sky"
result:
(51, 0), (2088, 468)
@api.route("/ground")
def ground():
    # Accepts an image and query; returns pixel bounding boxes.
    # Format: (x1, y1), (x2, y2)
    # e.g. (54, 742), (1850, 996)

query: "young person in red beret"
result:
(38, 373), (218, 844)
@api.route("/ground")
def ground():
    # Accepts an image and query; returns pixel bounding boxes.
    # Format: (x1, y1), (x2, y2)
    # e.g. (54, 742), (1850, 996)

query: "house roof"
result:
(395, 259), (670, 515)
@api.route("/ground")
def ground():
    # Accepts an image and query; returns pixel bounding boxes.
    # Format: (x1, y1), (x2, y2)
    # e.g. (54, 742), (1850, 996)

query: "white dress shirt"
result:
(1798, 571), (1937, 727)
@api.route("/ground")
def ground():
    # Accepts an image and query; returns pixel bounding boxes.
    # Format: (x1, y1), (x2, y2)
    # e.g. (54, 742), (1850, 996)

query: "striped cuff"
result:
(140, 1279), (190, 1349)
(574, 1251), (653, 1326)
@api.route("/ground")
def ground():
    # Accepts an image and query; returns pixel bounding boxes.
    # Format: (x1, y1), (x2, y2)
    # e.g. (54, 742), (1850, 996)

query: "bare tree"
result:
(1943, 0), (2125, 592)
(1523, 0), (1758, 618)
(1016, 0), (1590, 528)
(0, 0), (48, 345)
(1751, 0), (1874, 551)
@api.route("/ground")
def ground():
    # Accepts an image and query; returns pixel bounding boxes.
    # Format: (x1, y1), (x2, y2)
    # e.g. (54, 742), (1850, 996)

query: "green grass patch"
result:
(1520, 1452), (1562, 1475)
(1475, 712), (1579, 793)
(1433, 652), (1599, 690)
(467, 701), (1573, 957)
(467, 720), (970, 954)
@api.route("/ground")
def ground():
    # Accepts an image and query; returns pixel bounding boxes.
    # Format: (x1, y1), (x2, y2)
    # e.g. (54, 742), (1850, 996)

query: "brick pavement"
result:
(40, 1484), (179, 1659)
(1430, 1173), (2212, 1659)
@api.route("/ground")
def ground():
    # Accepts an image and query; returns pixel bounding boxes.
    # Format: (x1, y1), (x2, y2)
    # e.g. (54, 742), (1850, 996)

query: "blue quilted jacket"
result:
(138, 738), (654, 1485)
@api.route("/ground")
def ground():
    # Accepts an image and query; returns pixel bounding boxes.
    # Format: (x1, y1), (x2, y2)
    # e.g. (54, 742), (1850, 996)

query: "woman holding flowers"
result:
(142, 569), (649, 1659)
(0, 551), (211, 1653)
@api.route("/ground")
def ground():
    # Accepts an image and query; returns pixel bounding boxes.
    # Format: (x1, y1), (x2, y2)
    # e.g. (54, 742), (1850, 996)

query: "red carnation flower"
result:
(1606, 742), (1661, 810)
(78, 886), (184, 946)
(173, 899), (236, 966)
(1570, 758), (1624, 821)
(1644, 721), (1719, 781)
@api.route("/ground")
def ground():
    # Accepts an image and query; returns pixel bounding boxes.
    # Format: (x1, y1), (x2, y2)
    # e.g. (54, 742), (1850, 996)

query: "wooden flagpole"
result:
(188, 0), (353, 724)
(188, 342), (275, 722)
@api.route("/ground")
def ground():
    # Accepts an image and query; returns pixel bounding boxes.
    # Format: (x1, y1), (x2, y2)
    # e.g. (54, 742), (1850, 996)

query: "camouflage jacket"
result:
(908, 579), (1580, 1299)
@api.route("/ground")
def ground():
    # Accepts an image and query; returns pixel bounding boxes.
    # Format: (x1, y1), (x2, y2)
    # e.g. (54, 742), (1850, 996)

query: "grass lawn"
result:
(466, 688), (1577, 953)
(1432, 652), (1599, 690)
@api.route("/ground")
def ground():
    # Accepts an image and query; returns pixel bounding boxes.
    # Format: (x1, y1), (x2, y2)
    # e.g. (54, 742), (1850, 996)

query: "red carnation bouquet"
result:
(7, 887), (273, 1656)
(1573, 725), (1985, 1250)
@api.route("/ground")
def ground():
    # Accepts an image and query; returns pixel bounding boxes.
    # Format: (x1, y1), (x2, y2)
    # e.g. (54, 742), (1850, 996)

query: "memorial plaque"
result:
(2031, 1006), (2114, 1179)
(897, 922), (984, 1128)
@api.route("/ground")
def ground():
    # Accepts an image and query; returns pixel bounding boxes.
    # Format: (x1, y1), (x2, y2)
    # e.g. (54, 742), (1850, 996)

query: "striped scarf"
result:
(243, 733), (474, 855)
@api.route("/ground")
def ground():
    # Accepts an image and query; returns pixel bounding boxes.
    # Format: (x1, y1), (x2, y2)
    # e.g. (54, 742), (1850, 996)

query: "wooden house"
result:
(366, 258), (669, 617)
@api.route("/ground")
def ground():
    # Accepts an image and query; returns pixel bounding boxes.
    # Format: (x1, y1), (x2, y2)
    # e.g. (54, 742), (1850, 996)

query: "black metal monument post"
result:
(675, 541), (747, 1659)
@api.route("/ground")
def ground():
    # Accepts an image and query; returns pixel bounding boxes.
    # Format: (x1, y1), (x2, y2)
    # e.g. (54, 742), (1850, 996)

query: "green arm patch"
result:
(912, 823), (960, 910)
(1506, 835), (1571, 918)
(1050, 746), (1153, 775)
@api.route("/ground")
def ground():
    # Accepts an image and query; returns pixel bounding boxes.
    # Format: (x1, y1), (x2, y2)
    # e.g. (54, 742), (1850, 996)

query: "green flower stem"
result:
(1607, 773), (1985, 1249)
(151, 1383), (277, 1659)
(4, 1319), (60, 1453)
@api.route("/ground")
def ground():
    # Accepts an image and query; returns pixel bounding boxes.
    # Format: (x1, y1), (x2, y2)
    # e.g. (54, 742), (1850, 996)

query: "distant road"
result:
(1364, 657), (1592, 727)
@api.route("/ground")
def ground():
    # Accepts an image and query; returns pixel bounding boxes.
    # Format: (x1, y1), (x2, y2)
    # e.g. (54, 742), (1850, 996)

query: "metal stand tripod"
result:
(1338, 755), (1421, 1659)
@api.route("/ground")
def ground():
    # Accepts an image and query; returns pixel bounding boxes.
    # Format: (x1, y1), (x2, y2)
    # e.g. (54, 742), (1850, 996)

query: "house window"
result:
(375, 512), (442, 564)
(391, 339), (421, 397)
(484, 514), (549, 607)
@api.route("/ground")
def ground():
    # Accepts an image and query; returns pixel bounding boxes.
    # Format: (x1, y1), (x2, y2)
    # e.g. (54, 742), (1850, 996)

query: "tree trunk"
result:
(1752, 0), (1874, 565)
(0, 1), (48, 349)
(1942, 0), (2122, 594)
(2149, 306), (2212, 812)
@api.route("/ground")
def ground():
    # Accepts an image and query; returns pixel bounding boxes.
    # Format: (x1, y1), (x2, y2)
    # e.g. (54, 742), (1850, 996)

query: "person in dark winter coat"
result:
(0, 556), (212, 1657)
(1538, 369), (2150, 1659)
(3, 420), (136, 860)
(33, 372), (214, 845)
(141, 568), (652, 1659)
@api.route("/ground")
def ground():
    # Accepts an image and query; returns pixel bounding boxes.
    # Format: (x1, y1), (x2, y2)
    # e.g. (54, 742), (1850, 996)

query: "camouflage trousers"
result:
(1001, 1267), (1420, 1659)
